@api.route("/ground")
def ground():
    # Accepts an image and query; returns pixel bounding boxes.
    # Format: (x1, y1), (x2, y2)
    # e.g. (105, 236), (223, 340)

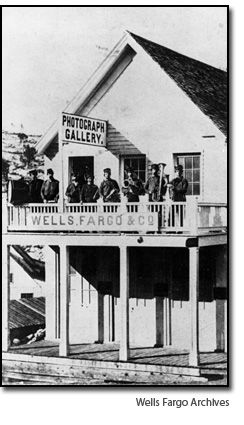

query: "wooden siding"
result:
(107, 124), (143, 156)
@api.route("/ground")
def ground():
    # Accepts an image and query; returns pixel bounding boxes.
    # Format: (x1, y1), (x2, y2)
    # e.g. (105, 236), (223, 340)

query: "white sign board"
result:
(61, 112), (107, 147)
(26, 212), (158, 232)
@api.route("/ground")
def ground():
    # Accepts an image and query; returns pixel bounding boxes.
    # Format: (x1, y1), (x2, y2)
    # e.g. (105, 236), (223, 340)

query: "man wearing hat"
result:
(41, 168), (59, 203)
(65, 174), (81, 203)
(80, 175), (99, 203)
(28, 169), (43, 203)
(145, 164), (166, 202)
(122, 167), (144, 202)
(168, 164), (188, 202)
(99, 168), (120, 202)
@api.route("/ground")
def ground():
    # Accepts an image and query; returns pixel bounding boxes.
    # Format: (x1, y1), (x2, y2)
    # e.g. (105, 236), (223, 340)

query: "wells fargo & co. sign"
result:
(26, 212), (158, 232)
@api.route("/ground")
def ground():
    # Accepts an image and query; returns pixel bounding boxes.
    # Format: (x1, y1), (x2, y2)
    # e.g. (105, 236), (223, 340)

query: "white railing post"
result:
(2, 192), (8, 233)
(187, 197), (198, 234)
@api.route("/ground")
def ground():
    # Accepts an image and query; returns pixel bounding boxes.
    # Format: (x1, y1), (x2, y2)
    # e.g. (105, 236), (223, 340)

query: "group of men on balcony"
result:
(26, 163), (188, 204)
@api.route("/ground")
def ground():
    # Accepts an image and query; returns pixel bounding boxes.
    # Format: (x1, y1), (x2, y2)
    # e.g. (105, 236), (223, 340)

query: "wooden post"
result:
(97, 292), (104, 343)
(224, 299), (227, 353)
(103, 294), (111, 342)
(119, 244), (129, 361)
(189, 247), (199, 366)
(59, 245), (70, 356)
(187, 197), (198, 234)
(59, 115), (65, 213)
(2, 245), (10, 351)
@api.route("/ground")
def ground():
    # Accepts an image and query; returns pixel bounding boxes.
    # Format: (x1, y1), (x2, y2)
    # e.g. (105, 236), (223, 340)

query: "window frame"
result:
(121, 154), (147, 185)
(173, 153), (202, 197)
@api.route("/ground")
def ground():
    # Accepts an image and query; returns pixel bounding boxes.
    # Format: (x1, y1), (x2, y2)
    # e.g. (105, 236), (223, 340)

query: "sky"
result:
(2, 6), (227, 134)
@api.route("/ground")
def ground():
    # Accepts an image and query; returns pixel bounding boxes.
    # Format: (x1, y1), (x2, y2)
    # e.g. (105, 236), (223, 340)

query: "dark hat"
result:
(47, 168), (54, 175)
(28, 169), (37, 177)
(86, 174), (94, 180)
(126, 166), (134, 173)
(151, 164), (159, 171)
(175, 164), (183, 172)
(103, 168), (111, 174)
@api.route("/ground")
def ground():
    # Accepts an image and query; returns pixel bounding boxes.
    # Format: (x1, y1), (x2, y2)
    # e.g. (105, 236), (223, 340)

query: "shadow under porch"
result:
(45, 245), (227, 360)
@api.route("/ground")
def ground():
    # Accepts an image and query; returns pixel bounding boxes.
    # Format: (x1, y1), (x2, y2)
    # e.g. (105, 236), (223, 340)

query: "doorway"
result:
(69, 156), (94, 186)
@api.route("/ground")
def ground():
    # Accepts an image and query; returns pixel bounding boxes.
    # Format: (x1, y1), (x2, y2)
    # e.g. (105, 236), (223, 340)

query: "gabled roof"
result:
(128, 31), (227, 136)
(37, 31), (227, 154)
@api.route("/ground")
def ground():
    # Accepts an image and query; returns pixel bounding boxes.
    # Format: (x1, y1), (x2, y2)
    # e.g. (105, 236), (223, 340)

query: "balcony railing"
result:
(4, 197), (227, 235)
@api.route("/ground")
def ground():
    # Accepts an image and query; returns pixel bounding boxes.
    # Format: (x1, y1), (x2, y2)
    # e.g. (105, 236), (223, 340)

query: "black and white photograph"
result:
(2, 5), (228, 388)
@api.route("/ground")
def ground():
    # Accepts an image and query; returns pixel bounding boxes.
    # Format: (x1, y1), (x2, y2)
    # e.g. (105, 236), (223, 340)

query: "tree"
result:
(20, 144), (37, 168)
(17, 132), (28, 141)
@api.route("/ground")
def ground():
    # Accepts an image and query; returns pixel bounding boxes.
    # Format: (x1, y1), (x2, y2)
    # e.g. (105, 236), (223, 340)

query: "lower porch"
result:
(3, 340), (227, 386)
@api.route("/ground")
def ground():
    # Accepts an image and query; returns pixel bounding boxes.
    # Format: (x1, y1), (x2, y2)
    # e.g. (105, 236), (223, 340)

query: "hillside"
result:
(2, 130), (45, 262)
(2, 130), (44, 180)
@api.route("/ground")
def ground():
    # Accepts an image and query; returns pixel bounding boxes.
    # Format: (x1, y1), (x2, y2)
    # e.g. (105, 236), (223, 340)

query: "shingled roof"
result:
(9, 297), (45, 330)
(129, 31), (227, 136)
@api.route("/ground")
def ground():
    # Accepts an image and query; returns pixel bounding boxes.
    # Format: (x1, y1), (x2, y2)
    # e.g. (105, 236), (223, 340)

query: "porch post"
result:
(59, 245), (70, 356)
(189, 246), (200, 366)
(119, 244), (129, 361)
(224, 300), (227, 353)
(2, 244), (10, 351)
(59, 118), (65, 213)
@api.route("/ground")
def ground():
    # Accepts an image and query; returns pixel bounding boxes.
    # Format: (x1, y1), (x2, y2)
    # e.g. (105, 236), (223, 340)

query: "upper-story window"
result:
(123, 155), (146, 183)
(21, 293), (34, 299)
(174, 154), (201, 196)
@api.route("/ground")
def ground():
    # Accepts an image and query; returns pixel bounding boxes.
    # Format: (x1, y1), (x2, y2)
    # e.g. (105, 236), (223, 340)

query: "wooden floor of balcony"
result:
(3, 341), (227, 386)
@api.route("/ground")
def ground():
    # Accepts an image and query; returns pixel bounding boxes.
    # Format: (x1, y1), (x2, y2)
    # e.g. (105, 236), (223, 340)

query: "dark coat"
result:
(41, 178), (59, 202)
(169, 176), (188, 202)
(80, 184), (99, 203)
(28, 178), (43, 203)
(99, 178), (120, 202)
(145, 175), (167, 202)
(65, 183), (81, 203)
(122, 177), (144, 202)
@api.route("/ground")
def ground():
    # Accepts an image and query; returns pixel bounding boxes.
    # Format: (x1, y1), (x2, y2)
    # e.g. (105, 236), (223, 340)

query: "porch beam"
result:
(59, 245), (70, 357)
(2, 245), (10, 352)
(3, 233), (189, 248)
(189, 247), (200, 366)
(119, 245), (129, 361)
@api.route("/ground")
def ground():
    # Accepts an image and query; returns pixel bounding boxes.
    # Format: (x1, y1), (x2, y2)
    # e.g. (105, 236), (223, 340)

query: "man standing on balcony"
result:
(65, 174), (81, 203)
(41, 168), (59, 203)
(80, 175), (99, 203)
(168, 164), (188, 228)
(28, 169), (43, 203)
(145, 163), (166, 202)
(99, 168), (120, 202)
(122, 167), (144, 202)
(169, 164), (188, 202)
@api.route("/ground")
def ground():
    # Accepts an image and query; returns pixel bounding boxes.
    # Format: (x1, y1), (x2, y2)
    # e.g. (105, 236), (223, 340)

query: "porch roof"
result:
(9, 297), (45, 330)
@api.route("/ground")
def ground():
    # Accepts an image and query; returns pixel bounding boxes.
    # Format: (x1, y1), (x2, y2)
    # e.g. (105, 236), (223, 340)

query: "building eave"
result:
(36, 32), (132, 155)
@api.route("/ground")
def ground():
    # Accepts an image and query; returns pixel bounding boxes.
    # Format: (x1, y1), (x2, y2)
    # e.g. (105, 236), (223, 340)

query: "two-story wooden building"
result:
(2, 31), (227, 377)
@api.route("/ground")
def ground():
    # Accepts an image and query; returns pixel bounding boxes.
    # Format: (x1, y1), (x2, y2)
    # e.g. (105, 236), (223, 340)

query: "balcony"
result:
(4, 198), (227, 235)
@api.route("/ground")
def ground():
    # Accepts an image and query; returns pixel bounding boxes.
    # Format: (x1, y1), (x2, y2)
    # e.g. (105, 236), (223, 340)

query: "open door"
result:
(69, 156), (94, 186)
